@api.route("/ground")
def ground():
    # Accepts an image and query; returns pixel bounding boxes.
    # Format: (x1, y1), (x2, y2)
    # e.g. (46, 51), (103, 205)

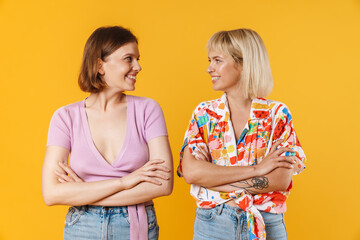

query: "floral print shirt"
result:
(178, 93), (306, 240)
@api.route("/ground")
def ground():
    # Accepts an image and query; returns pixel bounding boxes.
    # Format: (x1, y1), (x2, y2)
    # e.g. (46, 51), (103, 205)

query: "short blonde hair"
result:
(207, 29), (273, 99)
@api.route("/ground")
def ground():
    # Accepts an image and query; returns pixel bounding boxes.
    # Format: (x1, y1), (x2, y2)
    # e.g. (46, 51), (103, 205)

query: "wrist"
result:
(117, 178), (126, 190)
(252, 165), (262, 176)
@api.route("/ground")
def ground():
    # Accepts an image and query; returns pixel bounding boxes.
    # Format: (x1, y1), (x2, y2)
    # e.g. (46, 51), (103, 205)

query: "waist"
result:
(79, 202), (154, 214)
(225, 200), (238, 208)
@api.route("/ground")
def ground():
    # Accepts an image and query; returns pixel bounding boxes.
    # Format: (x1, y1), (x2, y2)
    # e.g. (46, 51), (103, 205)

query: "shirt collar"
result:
(220, 93), (271, 121)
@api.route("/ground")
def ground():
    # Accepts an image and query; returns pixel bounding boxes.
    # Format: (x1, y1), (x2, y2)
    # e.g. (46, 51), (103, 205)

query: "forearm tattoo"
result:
(229, 176), (269, 194)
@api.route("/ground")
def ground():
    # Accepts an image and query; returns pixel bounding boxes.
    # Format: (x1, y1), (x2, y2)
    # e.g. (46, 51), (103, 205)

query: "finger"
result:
(58, 161), (73, 174)
(58, 162), (83, 182)
(144, 163), (169, 172)
(144, 171), (170, 180)
(200, 146), (210, 154)
(65, 168), (82, 182)
(149, 165), (171, 172)
(269, 139), (284, 154)
(277, 156), (296, 164)
(55, 171), (74, 182)
(276, 161), (294, 169)
(58, 178), (66, 183)
(143, 159), (165, 169)
(143, 176), (162, 185)
(195, 149), (207, 161)
(198, 147), (211, 161)
(147, 161), (171, 171)
(147, 159), (165, 165)
(194, 155), (205, 161)
(58, 161), (67, 172)
(274, 148), (295, 156)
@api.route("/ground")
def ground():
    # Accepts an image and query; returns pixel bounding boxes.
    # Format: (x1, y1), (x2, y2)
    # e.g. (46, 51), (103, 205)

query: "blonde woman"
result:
(42, 26), (173, 240)
(179, 29), (306, 240)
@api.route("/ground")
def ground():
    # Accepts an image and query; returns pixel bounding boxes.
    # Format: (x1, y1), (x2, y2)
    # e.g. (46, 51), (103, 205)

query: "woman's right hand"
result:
(120, 159), (171, 190)
(255, 140), (296, 176)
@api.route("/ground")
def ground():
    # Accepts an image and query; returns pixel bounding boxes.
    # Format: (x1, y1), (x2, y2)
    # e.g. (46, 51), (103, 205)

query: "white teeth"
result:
(127, 75), (136, 80)
(212, 77), (220, 81)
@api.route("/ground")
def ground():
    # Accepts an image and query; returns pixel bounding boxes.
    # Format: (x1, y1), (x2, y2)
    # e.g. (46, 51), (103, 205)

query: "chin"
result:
(123, 83), (135, 92)
(125, 87), (135, 92)
(212, 84), (223, 92)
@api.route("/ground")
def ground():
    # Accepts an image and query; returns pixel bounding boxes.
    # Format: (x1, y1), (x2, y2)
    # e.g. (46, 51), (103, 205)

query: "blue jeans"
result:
(193, 204), (287, 240)
(63, 205), (159, 240)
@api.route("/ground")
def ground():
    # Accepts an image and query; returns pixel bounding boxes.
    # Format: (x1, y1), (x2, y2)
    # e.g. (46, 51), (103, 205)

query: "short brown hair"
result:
(78, 26), (138, 93)
(207, 29), (273, 99)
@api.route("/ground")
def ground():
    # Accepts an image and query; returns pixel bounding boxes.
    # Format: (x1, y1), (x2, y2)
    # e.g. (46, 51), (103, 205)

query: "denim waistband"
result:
(203, 203), (245, 217)
(74, 204), (154, 214)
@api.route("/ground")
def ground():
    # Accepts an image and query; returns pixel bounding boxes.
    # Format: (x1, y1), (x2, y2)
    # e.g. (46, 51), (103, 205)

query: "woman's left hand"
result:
(55, 162), (84, 183)
(194, 146), (212, 162)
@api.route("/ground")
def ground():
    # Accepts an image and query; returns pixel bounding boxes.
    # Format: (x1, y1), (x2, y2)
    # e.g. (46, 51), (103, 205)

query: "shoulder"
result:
(129, 95), (162, 111)
(51, 100), (83, 121)
(253, 98), (290, 111)
(252, 98), (292, 118)
(192, 97), (220, 115)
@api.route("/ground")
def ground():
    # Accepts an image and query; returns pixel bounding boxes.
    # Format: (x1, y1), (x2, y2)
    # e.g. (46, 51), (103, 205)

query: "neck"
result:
(225, 89), (252, 112)
(86, 88), (126, 112)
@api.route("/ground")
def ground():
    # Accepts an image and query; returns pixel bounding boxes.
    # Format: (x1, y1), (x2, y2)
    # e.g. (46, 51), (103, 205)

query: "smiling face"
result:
(207, 50), (243, 94)
(99, 41), (141, 92)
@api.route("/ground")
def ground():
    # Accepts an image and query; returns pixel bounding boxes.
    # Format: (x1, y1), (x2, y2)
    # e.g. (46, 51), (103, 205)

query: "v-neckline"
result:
(80, 95), (133, 168)
(224, 95), (254, 147)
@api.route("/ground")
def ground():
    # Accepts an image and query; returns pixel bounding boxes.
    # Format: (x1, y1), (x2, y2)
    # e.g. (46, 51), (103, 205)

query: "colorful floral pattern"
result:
(178, 93), (306, 240)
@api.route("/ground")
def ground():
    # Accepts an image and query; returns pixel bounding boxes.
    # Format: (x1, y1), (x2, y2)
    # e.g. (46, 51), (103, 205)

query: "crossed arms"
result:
(181, 140), (298, 195)
(42, 136), (173, 206)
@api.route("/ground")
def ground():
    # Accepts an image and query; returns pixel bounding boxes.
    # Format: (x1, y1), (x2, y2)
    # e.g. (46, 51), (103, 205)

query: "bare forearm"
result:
(42, 137), (174, 207)
(182, 148), (258, 187)
(91, 178), (173, 206)
(210, 168), (293, 194)
(43, 178), (126, 206)
(42, 147), (127, 206)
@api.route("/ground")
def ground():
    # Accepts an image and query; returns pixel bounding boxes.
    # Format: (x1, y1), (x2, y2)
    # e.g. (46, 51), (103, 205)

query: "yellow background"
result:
(1, 0), (360, 239)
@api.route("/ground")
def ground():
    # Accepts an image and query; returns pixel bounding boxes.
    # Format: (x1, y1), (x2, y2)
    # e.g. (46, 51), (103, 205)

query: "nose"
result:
(133, 60), (142, 72)
(207, 64), (214, 74)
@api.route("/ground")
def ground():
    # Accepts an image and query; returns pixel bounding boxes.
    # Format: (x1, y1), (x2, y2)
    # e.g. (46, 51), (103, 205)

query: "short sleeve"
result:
(46, 108), (71, 150)
(272, 104), (306, 175)
(144, 100), (168, 142)
(178, 108), (208, 177)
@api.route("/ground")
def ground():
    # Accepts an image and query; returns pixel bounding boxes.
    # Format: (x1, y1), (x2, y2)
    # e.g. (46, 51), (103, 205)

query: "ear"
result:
(97, 58), (105, 75)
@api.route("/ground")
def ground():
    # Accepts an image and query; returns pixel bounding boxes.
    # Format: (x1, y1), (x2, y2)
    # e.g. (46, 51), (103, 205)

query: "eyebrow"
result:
(208, 55), (224, 59)
(123, 53), (140, 58)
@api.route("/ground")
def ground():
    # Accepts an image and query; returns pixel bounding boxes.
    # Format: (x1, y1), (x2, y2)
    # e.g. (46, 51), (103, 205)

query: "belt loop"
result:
(217, 203), (225, 215)
(78, 206), (85, 214)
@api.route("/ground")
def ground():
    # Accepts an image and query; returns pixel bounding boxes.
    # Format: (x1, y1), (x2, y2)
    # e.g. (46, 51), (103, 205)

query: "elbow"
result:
(183, 173), (195, 185)
(151, 180), (173, 198)
(277, 176), (293, 192)
(42, 187), (64, 206)
(182, 168), (200, 185)
(279, 179), (292, 192)
(162, 178), (174, 196)
(163, 184), (173, 196)
(270, 168), (293, 192)
(42, 193), (57, 206)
